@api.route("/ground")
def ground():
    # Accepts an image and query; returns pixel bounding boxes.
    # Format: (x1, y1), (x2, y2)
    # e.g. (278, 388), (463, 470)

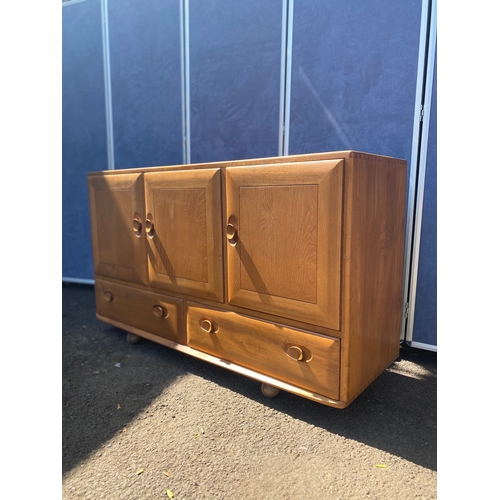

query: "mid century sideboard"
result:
(88, 150), (407, 408)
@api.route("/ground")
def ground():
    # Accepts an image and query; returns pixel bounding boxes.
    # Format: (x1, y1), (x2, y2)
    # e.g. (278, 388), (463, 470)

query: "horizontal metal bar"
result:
(62, 0), (88, 8)
(62, 278), (95, 285)
(407, 341), (437, 352)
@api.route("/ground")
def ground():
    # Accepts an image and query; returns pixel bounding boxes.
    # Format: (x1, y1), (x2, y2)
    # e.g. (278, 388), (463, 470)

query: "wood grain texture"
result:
(239, 184), (318, 303)
(225, 159), (343, 329)
(152, 188), (208, 283)
(186, 302), (340, 400)
(144, 168), (224, 302)
(88, 173), (148, 285)
(339, 155), (407, 404)
(95, 279), (185, 344)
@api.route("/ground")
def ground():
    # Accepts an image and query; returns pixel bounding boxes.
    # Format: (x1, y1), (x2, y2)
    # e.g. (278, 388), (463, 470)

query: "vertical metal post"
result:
(405, 0), (437, 350)
(180, 0), (191, 164)
(279, 0), (294, 157)
(101, 0), (115, 170)
(400, 0), (437, 349)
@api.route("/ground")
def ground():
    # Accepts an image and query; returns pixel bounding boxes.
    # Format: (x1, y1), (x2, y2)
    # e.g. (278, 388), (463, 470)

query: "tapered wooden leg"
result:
(261, 383), (280, 398)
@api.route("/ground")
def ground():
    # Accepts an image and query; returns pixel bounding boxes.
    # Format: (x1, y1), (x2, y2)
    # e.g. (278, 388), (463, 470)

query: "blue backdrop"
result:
(62, 0), (435, 348)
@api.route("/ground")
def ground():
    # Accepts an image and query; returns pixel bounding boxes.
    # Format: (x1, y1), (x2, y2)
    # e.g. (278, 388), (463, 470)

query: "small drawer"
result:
(95, 279), (185, 344)
(186, 302), (340, 399)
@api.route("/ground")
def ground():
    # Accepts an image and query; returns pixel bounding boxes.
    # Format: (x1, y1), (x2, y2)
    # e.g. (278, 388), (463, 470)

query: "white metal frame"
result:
(62, 277), (95, 285)
(278, 0), (294, 157)
(400, 0), (437, 351)
(62, 0), (88, 7)
(101, 0), (115, 171)
(180, 0), (191, 164)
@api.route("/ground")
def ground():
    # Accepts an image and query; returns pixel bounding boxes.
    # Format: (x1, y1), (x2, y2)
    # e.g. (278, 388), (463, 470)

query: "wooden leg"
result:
(261, 383), (280, 398)
(127, 333), (142, 345)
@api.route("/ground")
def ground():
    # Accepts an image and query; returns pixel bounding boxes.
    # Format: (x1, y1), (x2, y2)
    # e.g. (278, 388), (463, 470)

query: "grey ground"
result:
(62, 283), (437, 500)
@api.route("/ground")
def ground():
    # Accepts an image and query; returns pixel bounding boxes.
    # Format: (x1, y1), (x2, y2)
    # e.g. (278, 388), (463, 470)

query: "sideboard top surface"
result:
(87, 150), (407, 177)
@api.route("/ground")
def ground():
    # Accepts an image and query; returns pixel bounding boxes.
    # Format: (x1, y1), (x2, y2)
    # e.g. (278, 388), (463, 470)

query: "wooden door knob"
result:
(152, 305), (167, 318)
(145, 218), (154, 237)
(226, 223), (237, 241)
(132, 218), (142, 236)
(200, 319), (217, 333)
(103, 291), (114, 302)
(286, 345), (304, 361)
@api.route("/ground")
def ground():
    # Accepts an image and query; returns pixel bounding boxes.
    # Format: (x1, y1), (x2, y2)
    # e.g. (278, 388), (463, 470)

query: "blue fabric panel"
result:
(108, 0), (183, 169)
(62, 0), (108, 281)
(412, 57), (437, 347)
(189, 0), (282, 163)
(289, 0), (421, 162)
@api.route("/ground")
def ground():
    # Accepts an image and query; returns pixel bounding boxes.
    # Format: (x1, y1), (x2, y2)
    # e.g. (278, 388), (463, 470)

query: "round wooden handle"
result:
(226, 223), (237, 241)
(286, 345), (304, 361)
(132, 218), (142, 235)
(103, 291), (114, 302)
(152, 305), (167, 318)
(200, 319), (215, 333)
(145, 218), (154, 236)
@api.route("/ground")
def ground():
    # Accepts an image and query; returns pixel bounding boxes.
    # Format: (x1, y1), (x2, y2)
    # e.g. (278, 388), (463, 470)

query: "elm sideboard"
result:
(88, 150), (407, 408)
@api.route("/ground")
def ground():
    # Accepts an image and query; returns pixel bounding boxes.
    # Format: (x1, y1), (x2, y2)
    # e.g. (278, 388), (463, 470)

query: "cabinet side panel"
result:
(341, 155), (407, 403)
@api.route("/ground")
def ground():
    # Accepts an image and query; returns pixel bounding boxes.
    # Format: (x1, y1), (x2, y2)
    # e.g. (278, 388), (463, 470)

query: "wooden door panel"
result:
(152, 187), (208, 283)
(88, 173), (147, 284)
(226, 160), (343, 329)
(144, 168), (224, 302)
(239, 184), (318, 303)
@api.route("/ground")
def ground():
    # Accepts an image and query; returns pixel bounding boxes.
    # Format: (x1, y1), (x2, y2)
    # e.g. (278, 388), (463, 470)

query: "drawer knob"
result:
(152, 305), (168, 318)
(200, 319), (217, 333)
(132, 217), (142, 236)
(103, 291), (114, 302)
(286, 345), (304, 361)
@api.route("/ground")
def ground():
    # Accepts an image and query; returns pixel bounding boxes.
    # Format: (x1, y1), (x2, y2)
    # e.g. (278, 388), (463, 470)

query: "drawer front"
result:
(95, 279), (185, 344)
(186, 303), (340, 399)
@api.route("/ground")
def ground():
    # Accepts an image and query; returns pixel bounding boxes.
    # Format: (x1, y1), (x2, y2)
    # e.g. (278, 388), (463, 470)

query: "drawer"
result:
(186, 302), (340, 399)
(95, 279), (185, 344)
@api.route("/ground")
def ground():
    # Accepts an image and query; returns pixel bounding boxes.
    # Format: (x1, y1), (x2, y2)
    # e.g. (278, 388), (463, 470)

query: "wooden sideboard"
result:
(88, 150), (407, 408)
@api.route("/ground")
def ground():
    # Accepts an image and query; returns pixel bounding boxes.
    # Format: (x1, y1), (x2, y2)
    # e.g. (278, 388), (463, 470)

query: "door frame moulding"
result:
(400, 0), (437, 351)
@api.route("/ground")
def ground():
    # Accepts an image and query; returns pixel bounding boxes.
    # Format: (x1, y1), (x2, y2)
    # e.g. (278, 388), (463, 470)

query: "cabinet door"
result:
(88, 173), (148, 285)
(144, 168), (224, 302)
(225, 160), (343, 329)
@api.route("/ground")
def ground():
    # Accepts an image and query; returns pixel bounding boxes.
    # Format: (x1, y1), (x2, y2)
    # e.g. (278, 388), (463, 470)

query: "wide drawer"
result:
(95, 279), (185, 344)
(186, 302), (340, 399)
